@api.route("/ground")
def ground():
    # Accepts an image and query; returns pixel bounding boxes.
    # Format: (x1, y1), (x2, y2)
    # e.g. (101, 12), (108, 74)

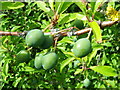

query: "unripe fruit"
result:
(41, 33), (53, 49)
(83, 78), (91, 87)
(34, 54), (43, 69)
(73, 38), (91, 58)
(16, 50), (30, 63)
(71, 19), (84, 30)
(25, 29), (45, 47)
(42, 52), (58, 70)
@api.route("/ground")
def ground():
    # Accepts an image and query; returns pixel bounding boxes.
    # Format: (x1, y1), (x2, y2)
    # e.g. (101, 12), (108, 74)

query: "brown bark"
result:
(0, 21), (119, 37)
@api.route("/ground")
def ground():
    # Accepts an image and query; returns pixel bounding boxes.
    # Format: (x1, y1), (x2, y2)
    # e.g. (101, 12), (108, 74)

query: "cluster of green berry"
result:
(16, 29), (92, 70)
(16, 29), (58, 70)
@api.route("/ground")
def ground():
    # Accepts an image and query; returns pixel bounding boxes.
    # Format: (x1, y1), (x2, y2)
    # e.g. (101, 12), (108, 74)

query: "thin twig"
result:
(0, 21), (119, 37)
(86, 15), (92, 22)
(92, 14), (94, 21)
(52, 27), (80, 36)
(54, 37), (59, 50)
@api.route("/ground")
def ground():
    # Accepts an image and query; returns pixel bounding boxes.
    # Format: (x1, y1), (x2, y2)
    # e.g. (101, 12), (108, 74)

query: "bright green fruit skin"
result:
(25, 29), (45, 47)
(34, 54), (43, 69)
(73, 38), (91, 58)
(41, 33), (53, 49)
(42, 52), (58, 70)
(16, 50), (30, 63)
(83, 78), (91, 87)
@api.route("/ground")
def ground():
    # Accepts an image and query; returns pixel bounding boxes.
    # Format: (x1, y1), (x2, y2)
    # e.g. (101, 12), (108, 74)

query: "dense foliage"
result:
(0, 1), (120, 89)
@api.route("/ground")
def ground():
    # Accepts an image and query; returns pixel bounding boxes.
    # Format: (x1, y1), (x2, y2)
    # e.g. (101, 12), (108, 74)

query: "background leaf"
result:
(90, 0), (106, 15)
(11, 26), (21, 32)
(88, 46), (103, 66)
(0, 14), (7, 18)
(60, 57), (75, 72)
(74, 69), (83, 75)
(58, 13), (85, 25)
(22, 66), (35, 72)
(12, 77), (22, 87)
(3, 59), (9, 76)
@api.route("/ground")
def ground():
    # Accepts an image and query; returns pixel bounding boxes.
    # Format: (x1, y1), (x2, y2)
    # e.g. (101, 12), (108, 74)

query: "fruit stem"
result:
(86, 28), (92, 39)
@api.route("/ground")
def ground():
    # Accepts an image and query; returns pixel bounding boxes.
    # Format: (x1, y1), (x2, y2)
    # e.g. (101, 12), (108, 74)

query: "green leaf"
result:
(99, 84), (106, 88)
(75, 2), (86, 15)
(101, 42), (112, 47)
(58, 14), (70, 25)
(1, 75), (8, 83)
(0, 48), (7, 52)
(59, 37), (74, 44)
(105, 80), (116, 88)
(0, 2), (12, 10)
(0, 14), (7, 18)
(57, 47), (66, 51)
(102, 52), (109, 65)
(58, 13), (85, 25)
(0, 53), (3, 61)
(3, 59), (9, 76)
(8, 2), (25, 9)
(12, 77), (22, 87)
(36, 1), (50, 12)
(59, 2), (73, 14)
(90, 2), (96, 14)
(90, 66), (117, 76)
(88, 46), (102, 66)
(88, 21), (102, 43)
(63, 52), (75, 57)
(49, 0), (54, 11)
(90, 0), (107, 15)
(22, 66), (35, 72)
(108, 2), (116, 8)
(11, 26), (21, 32)
(93, 0), (102, 14)
(55, 1), (73, 14)
(60, 57), (75, 73)
(0, 2), (24, 10)
(74, 69), (83, 75)
(55, 2), (62, 14)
